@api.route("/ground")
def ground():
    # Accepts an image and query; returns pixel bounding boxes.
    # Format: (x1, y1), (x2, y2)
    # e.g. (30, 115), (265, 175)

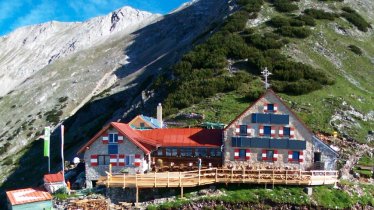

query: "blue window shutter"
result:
(114, 134), (118, 143)
(232, 137), (237, 147)
(292, 151), (299, 160)
(240, 125), (247, 135)
(125, 156), (130, 165)
(108, 144), (118, 154)
(267, 104), (274, 111)
(264, 126), (271, 135)
(283, 127), (291, 136)
(251, 114), (258, 123)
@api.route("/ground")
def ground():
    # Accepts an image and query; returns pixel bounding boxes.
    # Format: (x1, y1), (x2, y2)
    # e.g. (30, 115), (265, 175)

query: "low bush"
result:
(348, 45), (363, 55)
(275, 26), (311, 38)
(296, 15), (316, 26)
(341, 7), (371, 32)
(304, 9), (337, 20)
(272, 0), (299, 13)
(223, 11), (250, 32)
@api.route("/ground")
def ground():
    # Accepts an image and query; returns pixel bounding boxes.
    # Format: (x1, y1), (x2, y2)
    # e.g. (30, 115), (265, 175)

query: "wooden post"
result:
(215, 168), (218, 183)
(107, 173), (109, 188)
(123, 173), (126, 189)
(231, 168), (233, 183)
(167, 171), (170, 187)
(198, 168), (201, 185)
(179, 172), (182, 187)
(154, 171), (157, 187)
(135, 174), (138, 188)
(299, 170), (301, 185)
(136, 187), (139, 206)
(258, 170), (260, 183)
(242, 168), (245, 183)
(285, 170), (288, 185)
(181, 186), (184, 198)
(272, 170), (274, 189)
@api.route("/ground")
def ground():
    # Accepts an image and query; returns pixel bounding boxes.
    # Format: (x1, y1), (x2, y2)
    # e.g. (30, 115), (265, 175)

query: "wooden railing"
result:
(99, 168), (339, 188)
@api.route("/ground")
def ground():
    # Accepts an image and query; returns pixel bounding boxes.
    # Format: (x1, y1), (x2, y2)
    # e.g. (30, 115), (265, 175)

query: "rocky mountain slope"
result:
(0, 0), (233, 192)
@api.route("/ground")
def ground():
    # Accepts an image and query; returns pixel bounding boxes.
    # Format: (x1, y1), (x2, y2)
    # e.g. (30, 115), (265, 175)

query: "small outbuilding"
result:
(44, 171), (65, 193)
(6, 188), (53, 210)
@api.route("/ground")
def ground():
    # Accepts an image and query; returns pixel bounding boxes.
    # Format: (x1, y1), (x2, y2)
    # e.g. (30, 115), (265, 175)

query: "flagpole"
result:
(61, 124), (65, 182)
(44, 126), (51, 173)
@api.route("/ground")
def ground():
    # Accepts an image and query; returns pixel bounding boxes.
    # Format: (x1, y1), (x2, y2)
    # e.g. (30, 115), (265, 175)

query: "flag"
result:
(44, 126), (51, 157)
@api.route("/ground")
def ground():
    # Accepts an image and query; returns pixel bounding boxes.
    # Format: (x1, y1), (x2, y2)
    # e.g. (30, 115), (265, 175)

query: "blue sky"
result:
(0, 0), (189, 36)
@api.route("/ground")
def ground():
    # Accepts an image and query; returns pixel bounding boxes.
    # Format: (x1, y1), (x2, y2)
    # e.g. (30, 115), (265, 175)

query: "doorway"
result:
(314, 152), (321, 162)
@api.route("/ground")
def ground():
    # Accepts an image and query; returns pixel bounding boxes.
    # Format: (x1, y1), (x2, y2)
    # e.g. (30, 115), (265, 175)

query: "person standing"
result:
(198, 157), (202, 170)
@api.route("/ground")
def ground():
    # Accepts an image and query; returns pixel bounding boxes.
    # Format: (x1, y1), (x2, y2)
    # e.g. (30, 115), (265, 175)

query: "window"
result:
(267, 104), (274, 111)
(165, 148), (178, 156)
(283, 127), (291, 136)
(108, 144), (118, 154)
(264, 126), (271, 136)
(180, 148), (193, 157)
(126, 155), (135, 165)
(157, 148), (163, 156)
(109, 133), (118, 143)
(239, 149), (246, 160)
(140, 123), (145, 128)
(240, 125), (247, 136)
(266, 150), (274, 159)
(98, 155), (110, 165)
(196, 148), (207, 157)
(292, 151), (299, 160)
(210, 148), (222, 157)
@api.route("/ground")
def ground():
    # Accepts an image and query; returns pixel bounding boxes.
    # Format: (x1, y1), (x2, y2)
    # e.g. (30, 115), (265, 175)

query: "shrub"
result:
(341, 7), (371, 32)
(275, 26), (312, 38)
(273, 0), (299, 13)
(243, 0), (264, 13)
(223, 11), (249, 32)
(304, 9), (337, 20)
(296, 15), (316, 26)
(348, 45), (363, 55)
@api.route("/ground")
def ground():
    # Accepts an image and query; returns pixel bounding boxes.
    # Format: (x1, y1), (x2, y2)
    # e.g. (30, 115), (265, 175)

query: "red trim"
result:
(262, 149), (267, 160)
(246, 125), (251, 136)
(234, 149), (240, 160)
(135, 154), (141, 159)
(110, 154), (117, 166)
(274, 103), (278, 112)
(118, 154), (125, 166)
(264, 103), (268, 113)
(90, 154), (98, 166)
(259, 125), (264, 136)
(290, 127), (295, 138)
(273, 150), (278, 161)
(118, 135), (124, 143)
(299, 151), (304, 162)
(271, 126), (276, 137)
(288, 150), (293, 162)
(245, 149), (250, 160)
(235, 125), (240, 135)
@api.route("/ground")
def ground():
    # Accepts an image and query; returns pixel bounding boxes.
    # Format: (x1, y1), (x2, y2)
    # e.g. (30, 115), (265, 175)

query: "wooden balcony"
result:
(98, 168), (338, 188)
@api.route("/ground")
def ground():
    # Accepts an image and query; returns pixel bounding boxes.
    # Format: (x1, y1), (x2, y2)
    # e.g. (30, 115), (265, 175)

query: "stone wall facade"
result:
(84, 128), (146, 188)
(223, 91), (337, 171)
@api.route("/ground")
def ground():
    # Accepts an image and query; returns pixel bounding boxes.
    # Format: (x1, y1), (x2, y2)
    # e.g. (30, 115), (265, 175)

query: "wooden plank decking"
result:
(98, 168), (338, 188)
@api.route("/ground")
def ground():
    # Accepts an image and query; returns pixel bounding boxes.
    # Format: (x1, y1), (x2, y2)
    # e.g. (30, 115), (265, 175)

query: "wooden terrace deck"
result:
(98, 168), (338, 188)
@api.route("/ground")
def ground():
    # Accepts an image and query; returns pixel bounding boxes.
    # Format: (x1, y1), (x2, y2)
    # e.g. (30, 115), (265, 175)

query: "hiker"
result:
(198, 157), (202, 170)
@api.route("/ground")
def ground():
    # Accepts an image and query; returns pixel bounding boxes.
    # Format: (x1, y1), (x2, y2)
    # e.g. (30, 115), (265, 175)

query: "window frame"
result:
(196, 148), (208, 157)
(98, 155), (110, 166)
(283, 127), (291, 136)
(292, 151), (300, 160)
(239, 125), (248, 136)
(239, 149), (246, 160)
(263, 125), (272, 136)
(109, 133), (118, 144)
(180, 148), (193, 157)
(266, 150), (274, 160)
(125, 154), (135, 166)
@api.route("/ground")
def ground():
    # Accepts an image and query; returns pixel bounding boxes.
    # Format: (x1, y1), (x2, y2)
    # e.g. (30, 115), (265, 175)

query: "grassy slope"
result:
(167, 1), (374, 143)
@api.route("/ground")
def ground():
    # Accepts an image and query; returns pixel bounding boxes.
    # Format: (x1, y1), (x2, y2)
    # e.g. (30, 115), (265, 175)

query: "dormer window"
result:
(109, 133), (118, 143)
(264, 103), (278, 113)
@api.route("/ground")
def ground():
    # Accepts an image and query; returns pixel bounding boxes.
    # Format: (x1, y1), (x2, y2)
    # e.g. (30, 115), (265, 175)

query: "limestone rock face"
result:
(0, 0), (232, 186)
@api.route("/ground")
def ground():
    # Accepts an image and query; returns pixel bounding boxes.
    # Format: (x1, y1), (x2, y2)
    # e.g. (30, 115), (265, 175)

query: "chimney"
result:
(157, 103), (163, 128)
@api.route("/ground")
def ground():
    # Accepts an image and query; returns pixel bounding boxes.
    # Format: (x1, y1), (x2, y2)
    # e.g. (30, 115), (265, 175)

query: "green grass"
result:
(147, 184), (374, 209)
(358, 154), (374, 167)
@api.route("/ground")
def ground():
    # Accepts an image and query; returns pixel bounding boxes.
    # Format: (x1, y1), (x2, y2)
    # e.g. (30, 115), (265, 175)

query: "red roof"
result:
(138, 128), (222, 147)
(77, 122), (158, 154)
(6, 188), (52, 206)
(44, 171), (64, 183)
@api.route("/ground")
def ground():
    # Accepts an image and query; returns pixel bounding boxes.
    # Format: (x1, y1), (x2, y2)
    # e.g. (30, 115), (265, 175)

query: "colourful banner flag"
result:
(44, 126), (51, 157)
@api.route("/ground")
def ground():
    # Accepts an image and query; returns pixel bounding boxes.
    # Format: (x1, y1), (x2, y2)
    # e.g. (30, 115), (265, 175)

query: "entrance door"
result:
(314, 152), (321, 162)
